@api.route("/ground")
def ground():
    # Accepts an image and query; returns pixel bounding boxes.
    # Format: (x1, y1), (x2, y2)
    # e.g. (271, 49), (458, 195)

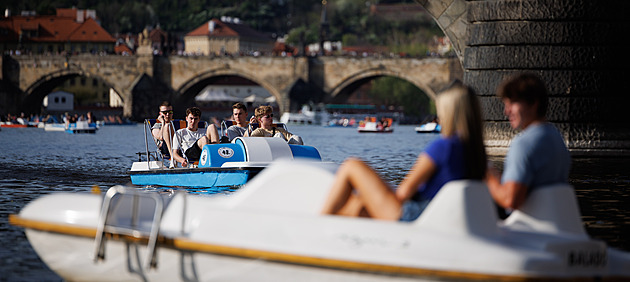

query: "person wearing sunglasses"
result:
(245, 105), (302, 144)
(152, 101), (175, 158)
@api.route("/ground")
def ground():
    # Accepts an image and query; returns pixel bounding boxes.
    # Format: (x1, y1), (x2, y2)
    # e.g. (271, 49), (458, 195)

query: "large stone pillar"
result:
(462, 0), (630, 157)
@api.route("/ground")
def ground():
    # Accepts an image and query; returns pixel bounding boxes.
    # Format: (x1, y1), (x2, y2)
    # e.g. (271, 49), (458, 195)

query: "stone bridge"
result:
(0, 55), (460, 119)
(1, 0), (629, 156)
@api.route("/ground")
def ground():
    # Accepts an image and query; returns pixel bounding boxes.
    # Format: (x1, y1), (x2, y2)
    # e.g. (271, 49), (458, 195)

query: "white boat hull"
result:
(12, 161), (630, 281)
(26, 228), (438, 282)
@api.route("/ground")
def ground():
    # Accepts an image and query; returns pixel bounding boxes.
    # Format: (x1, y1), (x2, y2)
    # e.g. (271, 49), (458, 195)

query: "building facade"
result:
(184, 18), (273, 56)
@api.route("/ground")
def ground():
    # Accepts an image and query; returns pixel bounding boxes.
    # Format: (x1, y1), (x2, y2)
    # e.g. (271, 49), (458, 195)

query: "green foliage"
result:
(342, 34), (358, 47)
(4, 0), (446, 118)
(369, 77), (435, 117)
(4, 0), (444, 55)
(286, 24), (319, 47)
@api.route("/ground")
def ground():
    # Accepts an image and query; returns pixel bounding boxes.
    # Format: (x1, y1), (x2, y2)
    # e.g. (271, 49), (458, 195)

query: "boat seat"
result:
(224, 160), (338, 214)
(503, 183), (587, 237)
(233, 137), (294, 163)
(415, 180), (499, 238)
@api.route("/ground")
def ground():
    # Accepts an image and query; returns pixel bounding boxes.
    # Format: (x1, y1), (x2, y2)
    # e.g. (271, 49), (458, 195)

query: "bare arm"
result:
(172, 147), (187, 167)
(485, 167), (528, 209)
(395, 153), (436, 202)
(152, 127), (163, 141)
(152, 116), (172, 141)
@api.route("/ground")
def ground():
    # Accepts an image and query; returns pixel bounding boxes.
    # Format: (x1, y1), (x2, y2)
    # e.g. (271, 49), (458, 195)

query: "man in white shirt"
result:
(172, 107), (220, 167)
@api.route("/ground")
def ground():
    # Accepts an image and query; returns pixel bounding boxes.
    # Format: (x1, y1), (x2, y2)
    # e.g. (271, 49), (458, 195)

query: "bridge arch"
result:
(328, 68), (438, 103)
(175, 66), (283, 109)
(21, 68), (125, 114)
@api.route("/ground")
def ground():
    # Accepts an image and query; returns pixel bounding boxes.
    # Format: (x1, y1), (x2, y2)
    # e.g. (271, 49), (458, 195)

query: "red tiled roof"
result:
(55, 8), (77, 19)
(68, 18), (115, 42)
(114, 43), (132, 54)
(0, 14), (115, 43)
(186, 18), (270, 42)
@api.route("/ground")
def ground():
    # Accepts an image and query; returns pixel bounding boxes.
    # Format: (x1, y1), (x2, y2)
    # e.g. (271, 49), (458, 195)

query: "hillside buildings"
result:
(0, 8), (115, 55)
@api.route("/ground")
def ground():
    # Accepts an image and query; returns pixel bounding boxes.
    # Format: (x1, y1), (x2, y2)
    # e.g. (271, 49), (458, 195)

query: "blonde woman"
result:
(321, 82), (487, 221)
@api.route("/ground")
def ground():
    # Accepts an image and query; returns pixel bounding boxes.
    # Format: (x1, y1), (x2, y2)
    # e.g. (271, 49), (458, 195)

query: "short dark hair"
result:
(232, 102), (247, 112)
(497, 73), (548, 118)
(160, 101), (171, 107)
(186, 107), (201, 117)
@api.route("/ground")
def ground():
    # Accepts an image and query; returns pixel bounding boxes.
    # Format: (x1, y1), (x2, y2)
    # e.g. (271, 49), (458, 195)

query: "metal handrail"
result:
(93, 186), (164, 269)
(144, 120), (151, 167)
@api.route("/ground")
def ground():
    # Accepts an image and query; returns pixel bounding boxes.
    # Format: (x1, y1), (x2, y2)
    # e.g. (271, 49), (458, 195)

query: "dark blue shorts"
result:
(399, 199), (431, 222)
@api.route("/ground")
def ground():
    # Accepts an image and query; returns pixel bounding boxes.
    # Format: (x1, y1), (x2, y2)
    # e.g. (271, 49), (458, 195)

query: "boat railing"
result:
(93, 186), (164, 269)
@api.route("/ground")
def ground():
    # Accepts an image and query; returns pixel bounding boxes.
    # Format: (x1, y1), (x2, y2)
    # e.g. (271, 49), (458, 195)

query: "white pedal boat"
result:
(10, 161), (630, 281)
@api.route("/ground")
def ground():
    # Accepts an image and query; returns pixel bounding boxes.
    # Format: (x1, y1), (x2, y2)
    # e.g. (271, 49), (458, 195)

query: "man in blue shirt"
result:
(486, 73), (571, 209)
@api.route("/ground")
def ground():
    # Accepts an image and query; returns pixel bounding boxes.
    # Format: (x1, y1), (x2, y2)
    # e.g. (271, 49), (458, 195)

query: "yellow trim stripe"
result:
(9, 214), (607, 282)
(10, 214), (97, 237)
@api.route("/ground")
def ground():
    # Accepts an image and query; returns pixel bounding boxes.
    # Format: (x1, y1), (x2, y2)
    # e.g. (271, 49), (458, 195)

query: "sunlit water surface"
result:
(0, 124), (628, 281)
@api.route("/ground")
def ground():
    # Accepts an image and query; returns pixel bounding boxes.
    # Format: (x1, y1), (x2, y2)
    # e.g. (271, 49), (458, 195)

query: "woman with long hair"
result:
(321, 82), (487, 221)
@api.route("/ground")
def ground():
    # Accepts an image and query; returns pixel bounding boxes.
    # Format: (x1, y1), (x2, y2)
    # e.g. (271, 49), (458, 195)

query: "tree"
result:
(369, 77), (434, 118)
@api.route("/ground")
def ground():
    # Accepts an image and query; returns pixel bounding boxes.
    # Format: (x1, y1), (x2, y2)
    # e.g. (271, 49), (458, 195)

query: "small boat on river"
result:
(9, 160), (630, 281)
(129, 137), (322, 188)
(357, 117), (393, 133)
(65, 120), (98, 134)
(0, 122), (37, 128)
(415, 122), (440, 133)
(129, 119), (322, 189)
(280, 105), (330, 126)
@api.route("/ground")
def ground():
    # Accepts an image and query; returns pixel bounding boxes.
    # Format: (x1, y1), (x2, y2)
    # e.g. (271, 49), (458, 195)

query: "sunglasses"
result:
(161, 110), (173, 114)
(260, 114), (273, 119)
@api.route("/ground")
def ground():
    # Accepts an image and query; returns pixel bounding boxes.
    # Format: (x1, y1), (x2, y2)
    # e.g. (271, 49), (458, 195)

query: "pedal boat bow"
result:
(10, 161), (630, 281)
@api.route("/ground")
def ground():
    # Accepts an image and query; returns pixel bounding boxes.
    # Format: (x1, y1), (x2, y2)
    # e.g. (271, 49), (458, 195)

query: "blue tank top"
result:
(413, 135), (466, 201)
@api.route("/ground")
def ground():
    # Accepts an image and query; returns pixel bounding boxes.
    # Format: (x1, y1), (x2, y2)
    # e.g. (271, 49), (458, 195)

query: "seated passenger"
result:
(171, 107), (221, 167)
(485, 73), (570, 211)
(226, 102), (256, 141)
(151, 101), (175, 158)
(321, 83), (487, 221)
(245, 105), (303, 144)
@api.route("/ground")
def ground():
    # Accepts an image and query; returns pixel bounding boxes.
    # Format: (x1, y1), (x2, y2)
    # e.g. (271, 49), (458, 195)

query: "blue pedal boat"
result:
(65, 120), (98, 134)
(129, 119), (322, 189)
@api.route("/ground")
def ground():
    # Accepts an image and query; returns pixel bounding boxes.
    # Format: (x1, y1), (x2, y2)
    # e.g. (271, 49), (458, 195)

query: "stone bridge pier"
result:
(425, 0), (630, 156)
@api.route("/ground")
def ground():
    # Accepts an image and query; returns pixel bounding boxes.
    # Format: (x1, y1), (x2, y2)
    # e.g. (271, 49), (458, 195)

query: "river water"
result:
(0, 124), (628, 281)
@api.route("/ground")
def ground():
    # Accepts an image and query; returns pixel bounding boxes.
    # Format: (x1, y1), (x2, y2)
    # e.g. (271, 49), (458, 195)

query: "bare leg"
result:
(161, 123), (175, 159)
(321, 158), (401, 220)
(196, 124), (220, 150)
